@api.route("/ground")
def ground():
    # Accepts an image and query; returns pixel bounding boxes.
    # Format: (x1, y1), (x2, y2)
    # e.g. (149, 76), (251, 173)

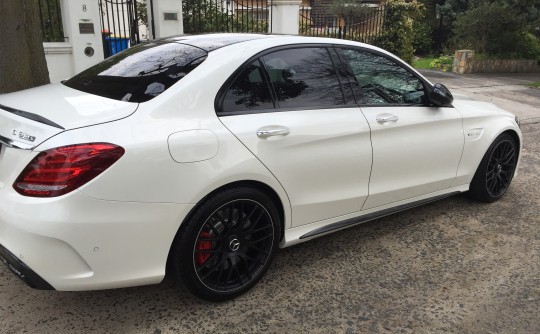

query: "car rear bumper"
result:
(0, 190), (194, 291)
(0, 243), (54, 290)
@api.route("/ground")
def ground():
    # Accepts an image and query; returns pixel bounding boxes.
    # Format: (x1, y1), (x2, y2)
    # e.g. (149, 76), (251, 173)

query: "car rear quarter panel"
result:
(36, 48), (292, 229)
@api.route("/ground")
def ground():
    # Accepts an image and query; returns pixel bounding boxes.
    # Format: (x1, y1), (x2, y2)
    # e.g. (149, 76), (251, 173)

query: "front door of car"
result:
(336, 47), (464, 210)
(217, 46), (372, 227)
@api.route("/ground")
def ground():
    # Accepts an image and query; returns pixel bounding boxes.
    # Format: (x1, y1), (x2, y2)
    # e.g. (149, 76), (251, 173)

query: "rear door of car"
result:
(217, 45), (372, 227)
(335, 46), (464, 210)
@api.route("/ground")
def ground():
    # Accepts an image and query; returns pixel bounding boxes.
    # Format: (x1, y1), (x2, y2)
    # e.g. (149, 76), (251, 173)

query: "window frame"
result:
(215, 44), (358, 117)
(333, 45), (437, 107)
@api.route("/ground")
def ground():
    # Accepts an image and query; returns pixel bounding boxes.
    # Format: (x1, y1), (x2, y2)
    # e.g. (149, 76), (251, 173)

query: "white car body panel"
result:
(0, 186), (193, 290)
(361, 105), (464, 209)
(220, 107), (372, 227)
(0, 34), (522, 292)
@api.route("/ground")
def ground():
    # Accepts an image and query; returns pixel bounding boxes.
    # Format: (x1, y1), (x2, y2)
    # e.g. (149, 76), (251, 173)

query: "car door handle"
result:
(256, 126), (290, 139)
(376, 113), (399, 125)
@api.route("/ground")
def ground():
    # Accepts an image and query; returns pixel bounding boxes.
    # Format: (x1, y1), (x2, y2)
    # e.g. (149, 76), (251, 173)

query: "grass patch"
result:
(414, 56), (454, 71)
(527, 81), (540, 88)
(413, 57), (436, 69)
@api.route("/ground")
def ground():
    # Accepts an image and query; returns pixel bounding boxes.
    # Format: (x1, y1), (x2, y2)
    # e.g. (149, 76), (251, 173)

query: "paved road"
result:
(1, 72), (539, 334)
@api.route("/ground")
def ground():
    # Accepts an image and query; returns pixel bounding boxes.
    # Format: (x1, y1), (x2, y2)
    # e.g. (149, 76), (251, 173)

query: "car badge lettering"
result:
(12, 129), (36, 142)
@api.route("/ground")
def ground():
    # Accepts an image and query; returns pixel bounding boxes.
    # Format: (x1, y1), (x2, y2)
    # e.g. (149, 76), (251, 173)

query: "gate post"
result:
(147, 0), (184, 38)
(271, 0), (301, 34)
(60, 0), (104, 74)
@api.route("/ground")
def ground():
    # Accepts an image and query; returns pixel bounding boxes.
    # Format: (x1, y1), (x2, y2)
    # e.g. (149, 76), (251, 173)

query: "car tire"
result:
(169, 186), (280, 302)
(468, 133), (518, 203)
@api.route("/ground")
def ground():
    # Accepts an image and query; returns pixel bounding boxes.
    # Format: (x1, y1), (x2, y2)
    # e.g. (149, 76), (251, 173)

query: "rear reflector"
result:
(13, 143), (125, 197)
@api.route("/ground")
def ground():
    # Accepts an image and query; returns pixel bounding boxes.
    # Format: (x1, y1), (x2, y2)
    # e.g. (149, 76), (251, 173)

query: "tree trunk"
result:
(0, 0), (50, 93)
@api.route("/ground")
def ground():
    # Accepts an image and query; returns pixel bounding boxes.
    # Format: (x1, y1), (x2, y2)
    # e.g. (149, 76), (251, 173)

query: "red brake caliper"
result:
(196, 231), (213, 265)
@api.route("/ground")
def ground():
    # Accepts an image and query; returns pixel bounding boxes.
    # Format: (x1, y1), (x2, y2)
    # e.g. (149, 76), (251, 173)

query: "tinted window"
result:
(64, 42), (207, 102)
(222, 60), (274, 113)
(262, 48), (345, 108)
(336, 48), (426, 105)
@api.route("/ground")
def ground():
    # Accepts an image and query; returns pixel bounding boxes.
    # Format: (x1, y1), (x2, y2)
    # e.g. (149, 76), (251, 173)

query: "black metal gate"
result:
(98, 0), (141, 58)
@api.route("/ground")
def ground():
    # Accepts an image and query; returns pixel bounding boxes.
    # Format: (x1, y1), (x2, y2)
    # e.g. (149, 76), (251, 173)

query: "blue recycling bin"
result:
(104, 37), (130, 56)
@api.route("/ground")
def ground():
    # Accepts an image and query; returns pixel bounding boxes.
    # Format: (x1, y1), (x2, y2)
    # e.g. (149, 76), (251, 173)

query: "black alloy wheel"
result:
(468, 133), (518, 202)
(485, 138), (517, 198)
(170, 187), (280, 301)
(193, 199), (274, 293)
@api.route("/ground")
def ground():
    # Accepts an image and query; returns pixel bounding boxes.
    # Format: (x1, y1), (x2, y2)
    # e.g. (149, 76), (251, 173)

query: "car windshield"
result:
(63, 41), (207, 103)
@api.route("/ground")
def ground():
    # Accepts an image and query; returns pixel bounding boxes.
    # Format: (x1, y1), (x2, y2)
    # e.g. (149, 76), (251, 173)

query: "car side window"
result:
(336, 48), (427, 105)
(222, 60), (274, 113)
(261, 47), (345, 109)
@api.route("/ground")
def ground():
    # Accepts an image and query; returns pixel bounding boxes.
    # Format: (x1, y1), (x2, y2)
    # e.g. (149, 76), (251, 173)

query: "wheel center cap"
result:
(229, 238), (241, 252)
(497, 164), (503, 173)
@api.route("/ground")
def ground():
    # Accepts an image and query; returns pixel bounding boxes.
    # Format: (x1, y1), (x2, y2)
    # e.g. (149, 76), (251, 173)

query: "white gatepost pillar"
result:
(60, 0), (104, 74)
(271, 0), (301, 35)
(147, 0), (184, 39)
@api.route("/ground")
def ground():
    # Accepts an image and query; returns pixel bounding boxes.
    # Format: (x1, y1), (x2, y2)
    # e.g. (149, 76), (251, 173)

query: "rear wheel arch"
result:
(166, 180), (286, 268)
(166, 181), (285, 300)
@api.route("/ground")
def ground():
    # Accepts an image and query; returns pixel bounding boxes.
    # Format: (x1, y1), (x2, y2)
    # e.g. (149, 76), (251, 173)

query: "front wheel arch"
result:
(467, 131), (519, 202)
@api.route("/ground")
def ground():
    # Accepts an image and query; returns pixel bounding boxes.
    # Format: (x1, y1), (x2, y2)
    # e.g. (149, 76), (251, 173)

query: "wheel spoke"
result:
(247, 210), (266, 233)
(246, 234), (273, 244)
(247, 244), (271, 256)
(233, 261), (245, 285)
(207, 223), (221, 237)
(241, 253), (265, 266)
(223, 259), (234, 290)
(238, 255), (253, 280)
(197, 253), (219, 273)
(243, 205), (259, 227)
(228, 203), (235, 228)
(250, 225), (273, 234)
(194, 249), (219, 254)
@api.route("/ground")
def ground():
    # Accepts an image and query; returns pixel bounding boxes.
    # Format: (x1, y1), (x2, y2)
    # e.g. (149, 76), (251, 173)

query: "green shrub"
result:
(430, 55), (453, 71)
(450, 2), (533, 58)
(412, 21), (433, 56)
(371, 0), (424, 64)
(518, 32), (540, 61)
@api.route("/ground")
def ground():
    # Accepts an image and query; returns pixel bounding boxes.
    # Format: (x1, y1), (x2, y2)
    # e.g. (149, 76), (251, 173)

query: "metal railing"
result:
(37, 0), (65, 42)
(183, 0), (272, 34)
(300, 6), (386, 44)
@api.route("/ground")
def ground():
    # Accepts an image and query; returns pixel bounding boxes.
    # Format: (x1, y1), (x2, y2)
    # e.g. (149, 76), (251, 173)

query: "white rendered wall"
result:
(44, 0), (104, 83)
(147, 0), (183, 38)
(271, 0), (301, 34)
(43, 43), (74, 83)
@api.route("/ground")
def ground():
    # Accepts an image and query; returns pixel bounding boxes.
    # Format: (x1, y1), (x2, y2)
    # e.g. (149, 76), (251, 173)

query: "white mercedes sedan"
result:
(0, 34), (521, 301)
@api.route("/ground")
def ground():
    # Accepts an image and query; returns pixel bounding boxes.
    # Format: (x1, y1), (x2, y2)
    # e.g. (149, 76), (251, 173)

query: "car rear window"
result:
(63, 42), (207, 103)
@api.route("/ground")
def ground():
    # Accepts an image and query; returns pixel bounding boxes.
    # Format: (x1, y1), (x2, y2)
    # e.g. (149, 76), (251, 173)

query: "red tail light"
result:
(13, 143), (125, 197)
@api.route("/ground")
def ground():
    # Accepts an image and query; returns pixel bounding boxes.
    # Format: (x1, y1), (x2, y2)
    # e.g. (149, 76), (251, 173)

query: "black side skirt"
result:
(299, 192), (460, 239)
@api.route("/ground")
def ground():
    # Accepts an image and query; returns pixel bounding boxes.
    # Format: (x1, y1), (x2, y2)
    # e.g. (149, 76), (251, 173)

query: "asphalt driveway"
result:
(1, 71), (539, 334)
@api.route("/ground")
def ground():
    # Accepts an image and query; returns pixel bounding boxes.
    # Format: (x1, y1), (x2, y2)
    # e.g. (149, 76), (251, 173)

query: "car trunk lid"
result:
(0, 83), (138, 149)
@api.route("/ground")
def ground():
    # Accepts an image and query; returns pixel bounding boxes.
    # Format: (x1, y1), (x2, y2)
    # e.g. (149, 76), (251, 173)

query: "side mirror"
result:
(428, 83), (453, 107)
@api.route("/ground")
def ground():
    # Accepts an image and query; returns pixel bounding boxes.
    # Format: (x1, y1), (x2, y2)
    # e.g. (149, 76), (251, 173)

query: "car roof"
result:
(160, 33), (277, 52)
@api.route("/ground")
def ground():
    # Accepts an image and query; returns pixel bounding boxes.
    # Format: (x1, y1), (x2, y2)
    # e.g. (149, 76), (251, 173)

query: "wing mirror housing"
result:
(428, 83), (453, 107)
